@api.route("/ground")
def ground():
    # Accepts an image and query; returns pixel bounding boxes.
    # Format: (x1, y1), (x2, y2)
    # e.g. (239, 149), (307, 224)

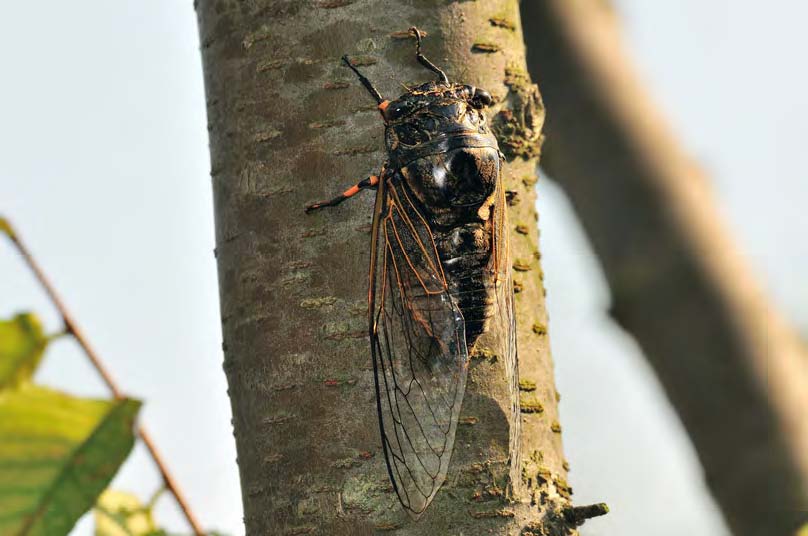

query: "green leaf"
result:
(0, 313), (49, 389)
(0, 384), (141, 536)
(94, 490), (163, 536)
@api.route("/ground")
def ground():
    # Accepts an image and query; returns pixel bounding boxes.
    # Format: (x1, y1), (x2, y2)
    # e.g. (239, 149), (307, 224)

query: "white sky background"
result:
(0, 1), (803, 535)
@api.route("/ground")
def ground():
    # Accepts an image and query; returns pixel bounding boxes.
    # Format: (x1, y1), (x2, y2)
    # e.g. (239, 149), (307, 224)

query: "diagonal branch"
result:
(520, 1), (808, 534)
(1, 217), (205, 536)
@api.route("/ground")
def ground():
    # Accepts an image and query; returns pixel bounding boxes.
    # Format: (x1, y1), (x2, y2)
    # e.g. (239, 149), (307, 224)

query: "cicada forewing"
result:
(489, 174), (521, 485)
(369, 171), (469, 517)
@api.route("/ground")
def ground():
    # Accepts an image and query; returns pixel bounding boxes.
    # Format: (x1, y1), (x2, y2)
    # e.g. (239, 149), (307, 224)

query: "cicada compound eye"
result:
(470, 88), (493, 109)
(380, 100), (411, 122)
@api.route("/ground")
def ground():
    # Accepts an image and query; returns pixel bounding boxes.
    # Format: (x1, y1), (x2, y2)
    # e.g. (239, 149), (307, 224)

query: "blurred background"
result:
(0, 1), (802, 534)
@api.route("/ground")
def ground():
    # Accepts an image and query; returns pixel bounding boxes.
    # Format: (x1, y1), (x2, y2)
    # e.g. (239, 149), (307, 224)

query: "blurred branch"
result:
(1, 217), (205, 536)
(520, 1), (808, 534)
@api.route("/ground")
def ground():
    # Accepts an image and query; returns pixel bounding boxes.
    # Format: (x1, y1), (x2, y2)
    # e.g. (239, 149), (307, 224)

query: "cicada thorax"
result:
(385, 83), (503, 348)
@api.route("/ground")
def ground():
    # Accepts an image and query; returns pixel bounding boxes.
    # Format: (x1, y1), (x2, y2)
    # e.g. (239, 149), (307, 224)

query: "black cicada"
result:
(306, 28), (520, 517)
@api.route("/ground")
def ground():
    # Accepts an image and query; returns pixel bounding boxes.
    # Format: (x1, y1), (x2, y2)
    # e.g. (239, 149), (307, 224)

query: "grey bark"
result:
(520, 1), (808, 535)
(195, 1), (599, 534)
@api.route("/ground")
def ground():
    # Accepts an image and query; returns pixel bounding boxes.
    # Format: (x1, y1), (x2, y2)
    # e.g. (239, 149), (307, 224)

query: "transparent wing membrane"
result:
(368, 172), (519, 516)
(370, 177), (468, 516)
(491, 178), (521, 480)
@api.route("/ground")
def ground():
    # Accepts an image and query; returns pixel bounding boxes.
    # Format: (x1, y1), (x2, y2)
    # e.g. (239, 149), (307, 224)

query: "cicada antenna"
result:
(410, 26), (449, 85)
(342, 55), (384, 104)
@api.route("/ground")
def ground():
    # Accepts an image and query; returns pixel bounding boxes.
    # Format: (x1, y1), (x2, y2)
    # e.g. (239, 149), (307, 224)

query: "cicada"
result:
(306, 28), (520, 517)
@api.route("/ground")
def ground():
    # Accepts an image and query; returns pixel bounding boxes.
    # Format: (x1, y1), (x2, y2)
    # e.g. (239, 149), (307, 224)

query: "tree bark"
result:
(520, 1), (808, 535)
(195, 1), (598, 534)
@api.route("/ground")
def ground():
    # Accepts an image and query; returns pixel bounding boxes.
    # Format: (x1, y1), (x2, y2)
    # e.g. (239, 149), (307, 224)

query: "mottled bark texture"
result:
(196, 1), (593, 534)
(521, 1), (808, 535)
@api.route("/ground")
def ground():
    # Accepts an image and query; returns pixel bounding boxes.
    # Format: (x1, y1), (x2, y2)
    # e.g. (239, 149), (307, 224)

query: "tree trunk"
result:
(196, 0), (594, 534)
(520, 1), (808, 535)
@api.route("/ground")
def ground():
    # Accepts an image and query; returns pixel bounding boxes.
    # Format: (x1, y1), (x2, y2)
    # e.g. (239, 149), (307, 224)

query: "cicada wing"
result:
(490, 174), (522, 483)
(369, 175), (468, 517)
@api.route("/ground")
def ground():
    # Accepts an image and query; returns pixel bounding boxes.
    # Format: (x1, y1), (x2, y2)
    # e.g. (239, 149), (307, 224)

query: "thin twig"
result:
(1, 218), (205, 536)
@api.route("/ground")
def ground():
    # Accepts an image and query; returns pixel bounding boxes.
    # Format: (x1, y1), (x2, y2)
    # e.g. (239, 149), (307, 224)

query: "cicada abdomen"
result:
(306, 27), (520, 517)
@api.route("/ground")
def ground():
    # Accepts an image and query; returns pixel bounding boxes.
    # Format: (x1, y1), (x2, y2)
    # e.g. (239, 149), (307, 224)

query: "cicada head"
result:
(382, 83), (502, 225)
(381, 83), (493, 142)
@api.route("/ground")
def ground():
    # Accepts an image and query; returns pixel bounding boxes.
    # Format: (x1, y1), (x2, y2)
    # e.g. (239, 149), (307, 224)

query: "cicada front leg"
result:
(305, 174), (381, 213)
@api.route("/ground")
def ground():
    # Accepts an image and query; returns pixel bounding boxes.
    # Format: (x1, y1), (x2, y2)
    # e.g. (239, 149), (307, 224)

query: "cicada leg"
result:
(305, 174), (380, 213)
